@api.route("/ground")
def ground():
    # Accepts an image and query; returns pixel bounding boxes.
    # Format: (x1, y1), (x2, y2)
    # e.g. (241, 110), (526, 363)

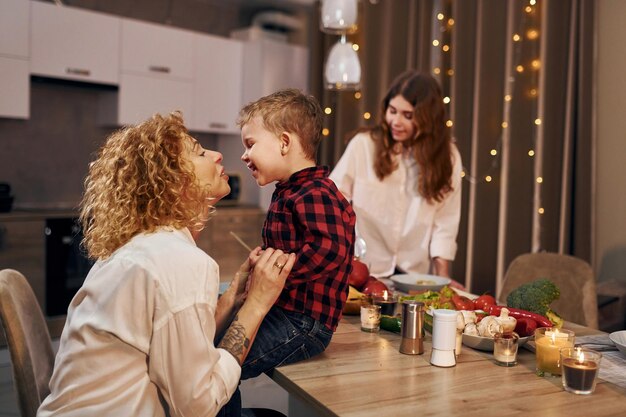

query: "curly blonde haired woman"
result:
(38, 112), (295, 417)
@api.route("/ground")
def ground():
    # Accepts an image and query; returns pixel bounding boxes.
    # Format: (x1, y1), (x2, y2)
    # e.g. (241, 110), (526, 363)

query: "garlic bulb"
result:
(495, 307), (517, 333)
(477, 316), (502, 337)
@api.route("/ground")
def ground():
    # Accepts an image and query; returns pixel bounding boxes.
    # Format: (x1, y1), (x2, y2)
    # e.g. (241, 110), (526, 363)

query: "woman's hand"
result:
(246, 248), (296, 314)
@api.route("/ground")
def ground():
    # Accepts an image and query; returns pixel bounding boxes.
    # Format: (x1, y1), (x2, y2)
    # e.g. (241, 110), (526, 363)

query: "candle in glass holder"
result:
(372, 290), (398, 316)
(493, 332), (519, 366)
(535, 327), (575, 376)
(360, 304), (381, 332)
(561, 347), (602, 395)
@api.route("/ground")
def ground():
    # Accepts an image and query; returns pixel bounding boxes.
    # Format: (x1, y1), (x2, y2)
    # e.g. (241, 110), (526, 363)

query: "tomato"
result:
(361, 278), (390, 295)
(473, 294), (496, 311)
(452, 295), (474, 310)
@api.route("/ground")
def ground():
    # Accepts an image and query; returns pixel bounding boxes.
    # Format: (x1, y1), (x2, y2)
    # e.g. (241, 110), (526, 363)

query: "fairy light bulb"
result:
(322, 128), (330, 136)
(485, 176), (493, 183)
(505, 94), (512, 102)
(363, 112), (371, 120)
(448, 18), (454, 26)
(446, 120), (453, 127)
(528, 149), (535, 157)
(513, 34), (521, 42)
(531, 59), (541, 69)
(442, 45), (450, 52)
(352, 43), (359, 51)
(490, 149), (498, 156)
(536, 177), (543, 183)
(535, 118), (542, 125)
(501, 122), (508, 128)
(538, 207), (545, 214)
(437, 13), (444, 20)
(527, 29), (539, 40)
(461, 171), (466, 178)
(433, 40), (440, 47)
(433, 67), (441, 75)
(525, 6), (532, 13)
(443, 96), (451, 104)
(447, 69), (454, 76)
(354, 91), (362, 99)
(324, 107), (332, 115)
(516, 65), (525, 73)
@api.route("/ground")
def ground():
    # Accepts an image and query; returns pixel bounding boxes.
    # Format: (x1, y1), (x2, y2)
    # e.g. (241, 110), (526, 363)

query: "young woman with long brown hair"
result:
(330, 71), (463, 285)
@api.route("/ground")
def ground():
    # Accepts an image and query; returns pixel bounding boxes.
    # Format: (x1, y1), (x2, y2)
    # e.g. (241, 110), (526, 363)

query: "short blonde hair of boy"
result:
(237, 88), (323, 161)
(79, 112), (212, 260)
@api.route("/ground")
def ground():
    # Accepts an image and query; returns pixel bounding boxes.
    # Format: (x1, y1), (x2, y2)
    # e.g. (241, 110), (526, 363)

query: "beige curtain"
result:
(312, 0), (595, 295)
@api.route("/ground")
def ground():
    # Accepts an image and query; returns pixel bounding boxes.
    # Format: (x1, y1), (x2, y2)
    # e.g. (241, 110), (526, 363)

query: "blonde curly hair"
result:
(80, 112), (213, 260)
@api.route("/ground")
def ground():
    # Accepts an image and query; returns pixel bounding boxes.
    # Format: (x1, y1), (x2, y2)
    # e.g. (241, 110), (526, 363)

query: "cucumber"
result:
(380, 315), (401, 333)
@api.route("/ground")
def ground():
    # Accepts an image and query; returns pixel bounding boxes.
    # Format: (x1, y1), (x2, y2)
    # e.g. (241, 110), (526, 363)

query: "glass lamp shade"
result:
(324, 39), (361, 90)
(320, 0), (358, 34)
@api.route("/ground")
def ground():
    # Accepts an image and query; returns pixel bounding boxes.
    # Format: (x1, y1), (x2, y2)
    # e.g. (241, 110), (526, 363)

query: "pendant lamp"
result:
(320, 0), (358, 34)
(324, 35), (361, 90)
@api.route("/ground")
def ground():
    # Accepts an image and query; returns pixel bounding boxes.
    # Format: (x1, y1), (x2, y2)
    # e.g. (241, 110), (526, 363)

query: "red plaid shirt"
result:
(262, 166), (356, 331)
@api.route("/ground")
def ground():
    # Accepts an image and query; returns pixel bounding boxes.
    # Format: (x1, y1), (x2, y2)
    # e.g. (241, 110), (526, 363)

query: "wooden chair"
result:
(0, 269), (55, 417)
(498, 253), (598, 328)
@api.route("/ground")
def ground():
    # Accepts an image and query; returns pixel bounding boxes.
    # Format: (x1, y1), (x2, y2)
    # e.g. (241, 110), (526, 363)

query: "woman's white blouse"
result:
(330, 132), (462, 278)
(38, 228), (240, 417)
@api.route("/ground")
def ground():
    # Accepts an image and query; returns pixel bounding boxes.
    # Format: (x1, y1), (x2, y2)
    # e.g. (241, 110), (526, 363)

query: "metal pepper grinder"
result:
(399, 300), (425, 355)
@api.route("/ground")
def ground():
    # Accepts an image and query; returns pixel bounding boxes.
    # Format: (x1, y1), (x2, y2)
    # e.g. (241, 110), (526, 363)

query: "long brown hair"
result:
(368, 71), (454, 203)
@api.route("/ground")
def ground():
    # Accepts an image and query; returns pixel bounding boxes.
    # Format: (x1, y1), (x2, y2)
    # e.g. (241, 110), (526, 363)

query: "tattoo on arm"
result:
(217, 315), (250, 366)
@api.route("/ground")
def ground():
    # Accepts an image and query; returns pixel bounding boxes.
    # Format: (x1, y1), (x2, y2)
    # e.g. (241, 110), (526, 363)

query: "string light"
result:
(538, 207), (545, 214)
(322, 128), (330, 136)
(490, 149), (498, 156)
(324, 107), (332, 115)
(536, 177), (543, 183)
(528, 149), (535, 157)
(437, 13), (444, 20)
(534, 118), (541, 125)
(513, 34), (521, 42)
(526, 29), (539, 40)
(354, 91), (362, 99)
(442, 44), (450, 52)
(501, 122), (508, 128)
(443, 96), (451, 104)
(485, 176), (493, 183)
(433, 40), (440, 46)
(445, 120), (453, 127)
(363, 112), (371, 120)
(433, 67), (441, 74)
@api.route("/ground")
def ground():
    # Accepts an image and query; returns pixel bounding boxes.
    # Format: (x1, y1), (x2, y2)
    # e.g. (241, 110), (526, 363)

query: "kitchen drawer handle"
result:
(66, 67), (91, 77)
(149, 65), (171, 74)
(209, 122), (227, 129)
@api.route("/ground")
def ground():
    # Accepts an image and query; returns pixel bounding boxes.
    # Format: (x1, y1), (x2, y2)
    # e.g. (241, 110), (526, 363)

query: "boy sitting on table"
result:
(218, 89), (356, 416)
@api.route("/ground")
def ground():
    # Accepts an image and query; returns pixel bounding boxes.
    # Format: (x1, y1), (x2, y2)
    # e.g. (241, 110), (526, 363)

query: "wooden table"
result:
(270, 316), (626, 417)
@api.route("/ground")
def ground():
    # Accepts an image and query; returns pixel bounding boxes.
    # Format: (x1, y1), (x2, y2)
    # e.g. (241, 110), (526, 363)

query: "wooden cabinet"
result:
(192, 34), (243, 134)
(30, 1), (120, 85)
(0, 0), (29, 119)
(195, 206), (265, 282)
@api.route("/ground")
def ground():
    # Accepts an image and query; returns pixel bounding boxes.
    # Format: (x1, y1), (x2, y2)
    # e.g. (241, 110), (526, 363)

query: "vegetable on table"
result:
(380, 315), (402, 333)
(486, 305), (552, 328)
(506, 278), (564, 328)
(514, 317), (538, 337)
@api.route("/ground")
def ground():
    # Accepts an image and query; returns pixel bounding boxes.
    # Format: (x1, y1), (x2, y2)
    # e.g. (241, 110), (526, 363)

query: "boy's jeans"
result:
(217, 306), (333, 417)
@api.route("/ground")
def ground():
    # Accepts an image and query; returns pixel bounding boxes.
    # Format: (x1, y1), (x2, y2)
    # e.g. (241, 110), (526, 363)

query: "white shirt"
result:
(330, 132), (462, 277)
(38, 228), (240, 417)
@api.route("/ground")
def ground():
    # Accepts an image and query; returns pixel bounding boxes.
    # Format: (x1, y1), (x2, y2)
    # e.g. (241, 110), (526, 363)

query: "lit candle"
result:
(493, 332), (519, 366)
(535, 328), (575, 376)
(372, 290), (398, 316)
(561, 348), (602, 395)
(360, 304), (381, 332)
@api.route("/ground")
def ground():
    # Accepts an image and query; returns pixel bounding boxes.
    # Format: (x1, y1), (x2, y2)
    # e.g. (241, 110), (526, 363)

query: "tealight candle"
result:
(360, 304), (381, 332)
(535, 327), (575, 376)
(561, 347), (602, 395)
(372, 290), (398, 316)
(493, 332), (519, 366)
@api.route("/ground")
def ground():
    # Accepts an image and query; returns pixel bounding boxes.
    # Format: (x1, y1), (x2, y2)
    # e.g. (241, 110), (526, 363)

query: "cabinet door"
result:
(118, 73), (194, 125)
(192, 35), (243, 134)
(261, 40), (309, 93)
(0, 0), (29, 58)
(31, 1), (120, 85)
(0, 57), (29, 119)
(121, 19), (194, 80)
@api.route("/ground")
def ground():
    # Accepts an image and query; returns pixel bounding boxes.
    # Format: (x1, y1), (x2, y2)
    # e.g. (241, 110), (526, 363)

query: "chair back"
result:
(0, 269), (55, 417)
(498, 253), (598, 328)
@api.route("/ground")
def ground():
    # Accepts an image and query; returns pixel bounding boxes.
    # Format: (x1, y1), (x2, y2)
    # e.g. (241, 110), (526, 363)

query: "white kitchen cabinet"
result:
(0, 57), (29, 119)
(192, 34), (243, 134)
(102, 73), (193, 126)
(99, 18), (195, 126)
(0, 0), (29, 58)
(242, 39), (309, 104)
(121, 18), (194, 80)
(30, 1), (120, 85)
(0, 0), (29, 119)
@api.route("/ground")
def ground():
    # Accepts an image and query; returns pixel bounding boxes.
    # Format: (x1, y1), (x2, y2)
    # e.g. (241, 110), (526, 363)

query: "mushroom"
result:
(477, 316), (503, 337)
(495, 307), (517, 333)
